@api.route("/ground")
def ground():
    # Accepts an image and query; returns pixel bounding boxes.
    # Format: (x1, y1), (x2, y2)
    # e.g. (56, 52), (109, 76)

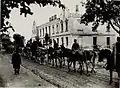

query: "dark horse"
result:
(60, 48), (97, 75)
(83, 49), (97, 74)
(48, 47), (62, 67)
(98, 48), (120, 85)
(67, 49), (84, 74)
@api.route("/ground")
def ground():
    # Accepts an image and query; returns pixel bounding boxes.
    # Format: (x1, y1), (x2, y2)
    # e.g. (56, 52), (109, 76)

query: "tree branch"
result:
(109, 20), (120, 35)
(113, 19), (120, 28)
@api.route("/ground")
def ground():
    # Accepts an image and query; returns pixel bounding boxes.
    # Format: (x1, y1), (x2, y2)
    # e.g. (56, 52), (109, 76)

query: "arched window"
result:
(60, 20), (63, 32)
(56, 24), (59, 34)
(49, 26), (51, 36)
(52, 25), (55, 34)
(43, 28), (44, 36)
(65, 19), (68, 32)
(40, 29), (41, 37)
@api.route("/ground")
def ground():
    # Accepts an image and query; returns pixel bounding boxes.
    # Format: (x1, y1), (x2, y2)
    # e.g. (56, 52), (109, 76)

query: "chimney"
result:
(75, 5), (79, 13)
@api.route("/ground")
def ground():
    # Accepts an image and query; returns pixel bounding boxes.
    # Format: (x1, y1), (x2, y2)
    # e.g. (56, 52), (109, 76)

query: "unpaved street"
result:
(20, 56), (118, 88)
(1, 52), (118, 88)
(0, 53), (56, 87)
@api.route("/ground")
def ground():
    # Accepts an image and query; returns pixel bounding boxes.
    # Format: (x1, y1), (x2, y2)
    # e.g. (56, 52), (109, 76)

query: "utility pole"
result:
(0, 0), (2, 51)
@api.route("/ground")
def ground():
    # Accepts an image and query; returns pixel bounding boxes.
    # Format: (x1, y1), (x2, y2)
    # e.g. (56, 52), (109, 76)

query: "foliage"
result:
(13, 33), (25, 47)
(0, 33), (12, 49)
(2, 0), (65, 32)
(81, 0), (120, 35)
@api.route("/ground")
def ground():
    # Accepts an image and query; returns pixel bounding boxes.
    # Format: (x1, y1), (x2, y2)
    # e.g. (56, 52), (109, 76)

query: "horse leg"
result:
(109, 69), (113, 85)
(91, 62), (96, 73)
(14, 68), (17, 75)
(91, 60), (96, 73)
(48, 56), (51, 64)
(79, 62), (83, 75)
(73, 61), (76, 72)
(59, 57), (62, 68)
(91, 53), (96, 73)
(52, 58), (54, 66)
(63, 57), (65, 66)
(67, 59), (71, 72)
(117, 71), (120, 88)
(85, 61), (89, 75)
(55, 58), (58, 67)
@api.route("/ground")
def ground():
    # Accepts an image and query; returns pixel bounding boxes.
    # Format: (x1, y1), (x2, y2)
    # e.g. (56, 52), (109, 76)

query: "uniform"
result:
(12, 52), (21, 74)
(72, 42), (80, 51)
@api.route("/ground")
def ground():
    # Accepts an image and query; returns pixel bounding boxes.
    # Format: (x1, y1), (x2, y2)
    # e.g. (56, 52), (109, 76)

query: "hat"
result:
(74, 39), (77, 42)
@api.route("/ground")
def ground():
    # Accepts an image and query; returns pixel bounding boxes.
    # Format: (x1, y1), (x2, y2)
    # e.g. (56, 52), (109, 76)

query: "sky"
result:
(8, 0), (85, 41)
(8, 0), (118, 42)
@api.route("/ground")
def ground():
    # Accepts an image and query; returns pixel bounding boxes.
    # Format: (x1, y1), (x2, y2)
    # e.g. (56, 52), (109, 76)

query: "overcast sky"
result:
(8, 0), (86, 41)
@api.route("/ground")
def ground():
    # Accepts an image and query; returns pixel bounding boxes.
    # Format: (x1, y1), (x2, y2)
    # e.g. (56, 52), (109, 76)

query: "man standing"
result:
(12, 49), (21, 75)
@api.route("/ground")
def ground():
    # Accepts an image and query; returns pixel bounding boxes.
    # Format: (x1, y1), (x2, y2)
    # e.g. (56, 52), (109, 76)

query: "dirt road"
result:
(20, 56), (118, 88)
(0, 53), (56, 87)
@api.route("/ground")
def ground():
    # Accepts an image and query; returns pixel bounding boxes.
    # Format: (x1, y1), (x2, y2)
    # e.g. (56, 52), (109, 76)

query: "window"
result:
(45, 27), (47, 34)
(93, 37), (97, 49)
(107, 37), (110, 48)
(61, 37), (64, 44)
(56, 24), (59, 34)
(60, 20), (63, 32)
(49, 26), (51, 36)
(66, 37), (68, 46)
(65, 19), (68, 32)
(43, 28), (44, 36)
(40, 29), (41, 37)
(36, 27), (39, 37)
(52, 25), (55, 34)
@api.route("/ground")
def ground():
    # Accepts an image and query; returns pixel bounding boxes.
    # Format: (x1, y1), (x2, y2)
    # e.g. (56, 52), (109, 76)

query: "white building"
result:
(32, 6), (115, 49)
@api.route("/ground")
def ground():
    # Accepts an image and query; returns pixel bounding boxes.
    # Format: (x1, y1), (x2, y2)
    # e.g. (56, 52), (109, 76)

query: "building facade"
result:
(32, 8), (115, 49)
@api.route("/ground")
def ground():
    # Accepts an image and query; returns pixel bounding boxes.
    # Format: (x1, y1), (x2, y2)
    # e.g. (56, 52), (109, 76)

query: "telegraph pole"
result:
(0, 0), (2, 51)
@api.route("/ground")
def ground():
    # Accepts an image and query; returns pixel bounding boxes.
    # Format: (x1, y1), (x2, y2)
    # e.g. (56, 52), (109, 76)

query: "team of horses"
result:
(22, 45), (120, 85)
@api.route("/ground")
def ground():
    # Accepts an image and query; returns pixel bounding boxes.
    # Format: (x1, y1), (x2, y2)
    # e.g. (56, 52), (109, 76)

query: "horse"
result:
(48, 46), (54, 65)
(98, 48), (120, 85)
(23, 46), (31, 59)
(57, 48), (84, 74)
(63, 48), (97, 75)
(36, 47), (47, 64)
(83, 49), (97, 74)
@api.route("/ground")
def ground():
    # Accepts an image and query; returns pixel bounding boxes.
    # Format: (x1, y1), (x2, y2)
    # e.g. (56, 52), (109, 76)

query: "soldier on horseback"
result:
(72, 39), (80, 54)
(60, 43), (65, 51)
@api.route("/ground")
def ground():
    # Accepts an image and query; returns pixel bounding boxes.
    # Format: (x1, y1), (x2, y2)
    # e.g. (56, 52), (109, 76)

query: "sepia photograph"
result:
(1, 0), (120, 88)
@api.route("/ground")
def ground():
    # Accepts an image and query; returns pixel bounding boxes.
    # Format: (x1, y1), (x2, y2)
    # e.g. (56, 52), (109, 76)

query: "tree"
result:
(13, 34), (24, 48)
(0, 33), (12, 49)
(1, 0), (65, 32)
(81, 0), (120, 35)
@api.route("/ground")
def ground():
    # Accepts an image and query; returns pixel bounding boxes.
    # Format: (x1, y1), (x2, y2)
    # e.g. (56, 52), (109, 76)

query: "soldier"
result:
(60, 43), (65, 51)
(72, 39), (80, 51)
(12, 49), (21, 75)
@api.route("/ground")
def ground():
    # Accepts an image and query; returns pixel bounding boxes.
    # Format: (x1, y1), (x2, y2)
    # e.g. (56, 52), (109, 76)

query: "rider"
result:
(72, 39), (80, 51)
(60, 43), (65, 51)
